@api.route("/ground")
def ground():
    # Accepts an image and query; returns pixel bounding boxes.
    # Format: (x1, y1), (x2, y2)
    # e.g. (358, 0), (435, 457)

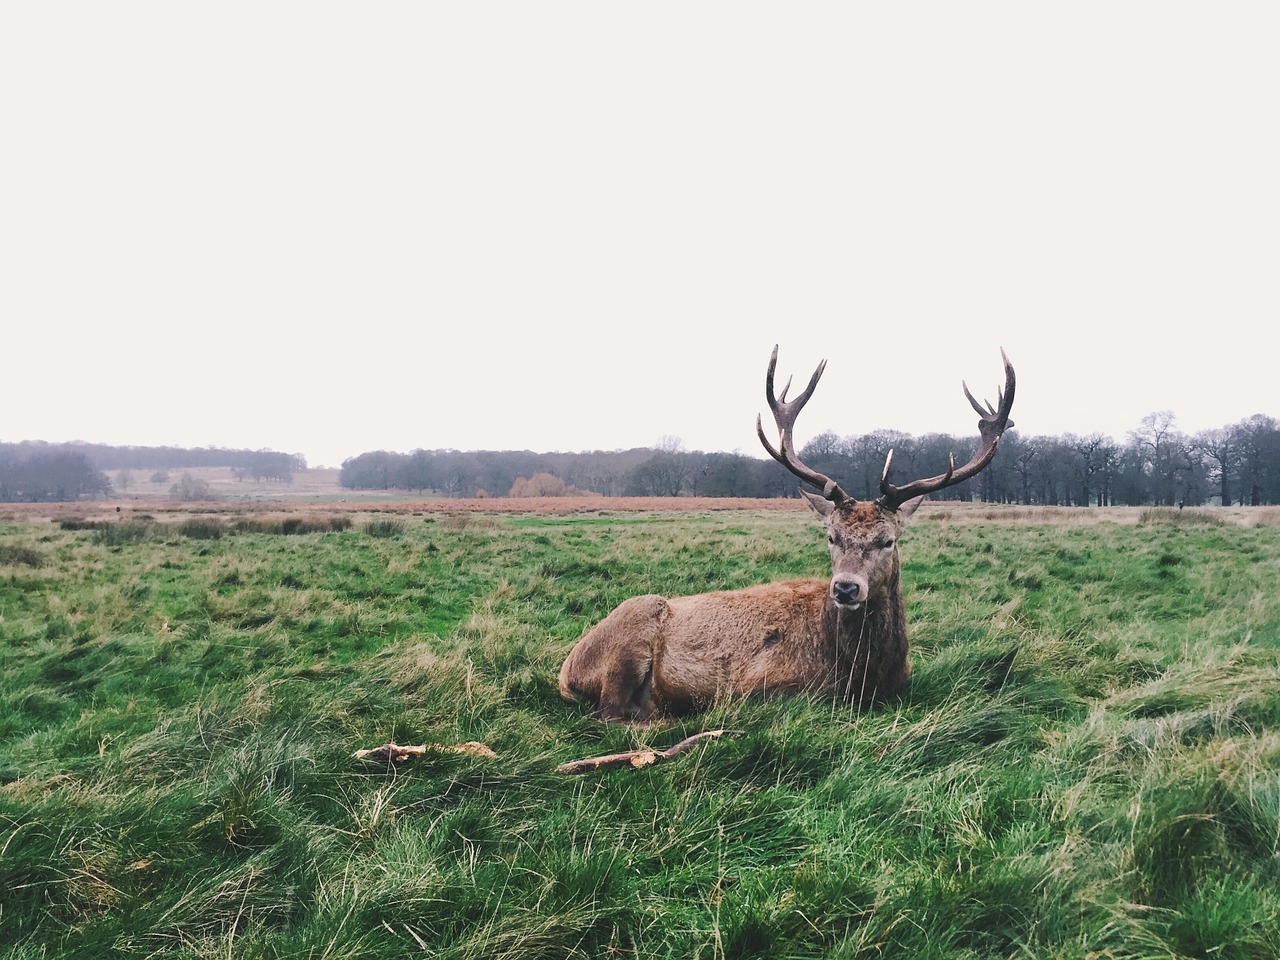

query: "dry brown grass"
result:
(0, 494), (810, 526)
(8, 474), (1277, 529)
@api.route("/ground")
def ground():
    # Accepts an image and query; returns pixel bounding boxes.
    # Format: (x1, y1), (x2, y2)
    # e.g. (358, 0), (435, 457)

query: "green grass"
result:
(2, 508), (1279, 958)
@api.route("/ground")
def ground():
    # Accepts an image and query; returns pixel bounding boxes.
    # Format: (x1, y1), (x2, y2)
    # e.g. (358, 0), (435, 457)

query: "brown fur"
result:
(558, 496), (920, 722)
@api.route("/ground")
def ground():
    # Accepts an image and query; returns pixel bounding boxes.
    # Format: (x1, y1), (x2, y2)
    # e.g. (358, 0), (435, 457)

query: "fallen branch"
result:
(354, 741), (497, 764)
(555, 729), (735, 776)
(354, 730), (737, 775)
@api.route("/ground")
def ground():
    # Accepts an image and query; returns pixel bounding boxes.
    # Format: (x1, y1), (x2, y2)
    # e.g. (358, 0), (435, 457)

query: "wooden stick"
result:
(353, 741), (496, 764)
(554, 729), (734, 775)
(354, 730), (736, 775)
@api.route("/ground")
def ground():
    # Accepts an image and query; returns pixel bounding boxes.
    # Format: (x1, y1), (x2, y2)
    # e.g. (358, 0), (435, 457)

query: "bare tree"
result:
(1130, 411), (1185, 506)
(1237, 415), (1280, 505)
(1065, 433), (1111, 506)
(1193, 426), (1240, 506)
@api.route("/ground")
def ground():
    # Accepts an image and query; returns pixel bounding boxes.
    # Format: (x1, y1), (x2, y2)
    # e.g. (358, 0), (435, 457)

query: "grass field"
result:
(2, 503), (1279, 959)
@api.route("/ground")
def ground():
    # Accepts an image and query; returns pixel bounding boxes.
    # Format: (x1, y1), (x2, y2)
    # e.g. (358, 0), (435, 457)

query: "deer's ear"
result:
(895, 496), (925, 523)
(800, 488), (836, 519)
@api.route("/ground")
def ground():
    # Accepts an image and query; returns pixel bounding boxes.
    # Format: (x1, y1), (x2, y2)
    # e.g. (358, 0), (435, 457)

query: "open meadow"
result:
(2, 501), (1279, 959)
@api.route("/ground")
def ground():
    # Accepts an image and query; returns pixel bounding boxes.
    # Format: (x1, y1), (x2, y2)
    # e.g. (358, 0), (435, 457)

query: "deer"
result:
(558, 346), (1015, 723)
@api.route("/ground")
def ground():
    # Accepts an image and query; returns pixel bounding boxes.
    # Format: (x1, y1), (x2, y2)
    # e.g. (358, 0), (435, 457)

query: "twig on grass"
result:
(353, 741), (497, 764)
(353, 729), (738, 775)
(554, 729), (736, 775)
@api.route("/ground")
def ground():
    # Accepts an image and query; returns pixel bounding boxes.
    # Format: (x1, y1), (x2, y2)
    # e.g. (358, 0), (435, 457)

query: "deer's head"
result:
(758, 345), (1015, 611)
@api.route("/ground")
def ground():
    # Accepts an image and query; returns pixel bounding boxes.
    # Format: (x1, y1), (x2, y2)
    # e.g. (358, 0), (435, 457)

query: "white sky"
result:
(3, 4), (1277, 468)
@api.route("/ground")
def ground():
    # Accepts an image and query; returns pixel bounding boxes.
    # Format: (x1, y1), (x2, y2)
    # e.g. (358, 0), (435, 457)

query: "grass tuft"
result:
(57, 517), (110, 531)
(1139, 507), (1227, 527)
(0, 543), (45, 567)
(363, 518), (406, 539)
(177, 517), (225, 540)
(91, 520), (164, 546)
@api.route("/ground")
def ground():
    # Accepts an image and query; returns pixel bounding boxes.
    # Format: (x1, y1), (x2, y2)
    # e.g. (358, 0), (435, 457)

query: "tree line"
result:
(0, 443), (306, 502)
(5, 411), (1278, 505)
(0, 449), (112, 503)
(339, 411), (1280, 506)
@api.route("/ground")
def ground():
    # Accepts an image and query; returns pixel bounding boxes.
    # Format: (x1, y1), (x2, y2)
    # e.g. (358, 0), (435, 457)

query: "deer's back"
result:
(653, 577), (839, 712)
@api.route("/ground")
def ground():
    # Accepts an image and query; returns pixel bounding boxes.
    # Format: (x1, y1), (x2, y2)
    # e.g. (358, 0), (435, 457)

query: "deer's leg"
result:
(597, 654), (656, 723)
(558, 595), (669, 723)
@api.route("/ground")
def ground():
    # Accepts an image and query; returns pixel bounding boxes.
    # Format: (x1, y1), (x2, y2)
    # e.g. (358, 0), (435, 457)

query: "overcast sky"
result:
(3, 4), (1277, 468)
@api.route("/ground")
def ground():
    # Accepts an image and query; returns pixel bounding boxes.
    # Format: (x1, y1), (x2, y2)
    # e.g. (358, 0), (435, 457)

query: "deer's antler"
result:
(877, 349), (1016, 510)
(757, 345), (852, 504)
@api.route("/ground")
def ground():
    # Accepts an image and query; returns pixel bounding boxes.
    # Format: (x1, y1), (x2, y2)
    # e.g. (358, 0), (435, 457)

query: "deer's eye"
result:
(827, 534), (837, 545)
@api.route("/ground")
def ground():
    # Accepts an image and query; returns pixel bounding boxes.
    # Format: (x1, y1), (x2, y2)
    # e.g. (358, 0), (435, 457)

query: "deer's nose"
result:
(831, 578), (863, 607)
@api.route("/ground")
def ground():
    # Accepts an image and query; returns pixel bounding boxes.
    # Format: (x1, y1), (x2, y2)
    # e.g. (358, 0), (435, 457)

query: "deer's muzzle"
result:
(831, 576), (867, 609)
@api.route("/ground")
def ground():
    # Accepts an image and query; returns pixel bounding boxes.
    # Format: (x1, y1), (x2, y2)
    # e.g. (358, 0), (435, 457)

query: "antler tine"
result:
(757, 345), (851, 504)
(962, 350), (1015, 426)
(878, 349), (1016, 510)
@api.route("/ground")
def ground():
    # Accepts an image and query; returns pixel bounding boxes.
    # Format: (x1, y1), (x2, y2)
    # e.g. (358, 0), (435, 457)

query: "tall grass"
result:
(1, 508), (1278, 958)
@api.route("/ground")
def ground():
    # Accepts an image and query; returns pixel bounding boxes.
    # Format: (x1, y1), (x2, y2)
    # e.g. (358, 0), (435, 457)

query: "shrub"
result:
(169, 473), (218, 502)
(508, 472), (585, 497)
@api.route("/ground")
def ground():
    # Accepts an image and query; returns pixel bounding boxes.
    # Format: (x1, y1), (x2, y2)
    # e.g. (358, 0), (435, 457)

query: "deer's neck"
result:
(823, 568), (910, 703)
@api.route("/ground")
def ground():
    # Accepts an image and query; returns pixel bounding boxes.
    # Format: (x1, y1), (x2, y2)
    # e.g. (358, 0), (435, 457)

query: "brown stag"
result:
(558, 346), (1015, 722)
